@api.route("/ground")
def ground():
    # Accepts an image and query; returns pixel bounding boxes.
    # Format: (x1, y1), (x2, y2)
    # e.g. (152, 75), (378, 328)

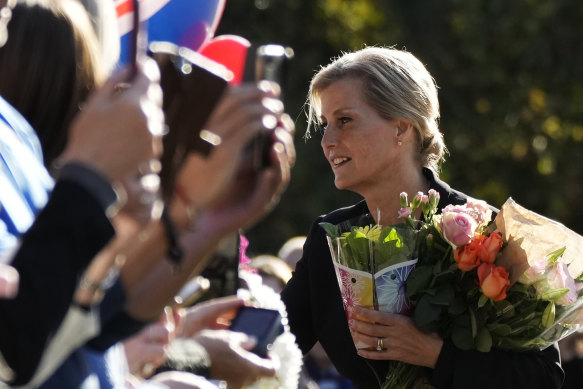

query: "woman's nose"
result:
(321, 126), (337, 149)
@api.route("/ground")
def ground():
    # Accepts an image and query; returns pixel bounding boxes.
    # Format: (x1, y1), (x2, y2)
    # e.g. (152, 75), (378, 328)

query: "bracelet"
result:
(78, 260), (122, 303)
(161, 206), (184, 270)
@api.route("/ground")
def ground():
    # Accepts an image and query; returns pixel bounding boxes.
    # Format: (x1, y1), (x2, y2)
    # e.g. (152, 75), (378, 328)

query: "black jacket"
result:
(281, 168), (563, 389)
(0, 178), (115, 385)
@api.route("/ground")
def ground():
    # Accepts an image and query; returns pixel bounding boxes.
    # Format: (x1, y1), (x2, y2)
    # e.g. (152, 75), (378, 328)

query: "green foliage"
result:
(318, 222), (339, 239)
(216, 0), (583, 261)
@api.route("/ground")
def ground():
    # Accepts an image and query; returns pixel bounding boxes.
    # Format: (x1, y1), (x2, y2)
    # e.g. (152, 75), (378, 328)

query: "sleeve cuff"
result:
(53, 162), (120, 215)
(430, 339), (455, 389)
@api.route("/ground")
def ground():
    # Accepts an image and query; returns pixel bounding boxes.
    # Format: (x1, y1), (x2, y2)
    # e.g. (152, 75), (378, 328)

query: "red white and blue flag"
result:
(115, 0), (226, 64)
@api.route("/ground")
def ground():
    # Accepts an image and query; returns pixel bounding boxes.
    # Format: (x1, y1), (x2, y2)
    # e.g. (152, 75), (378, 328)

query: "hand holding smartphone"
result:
(249, 44), (294, 171)
(148, 41), (232, 201)
(229, 306), (284, 358)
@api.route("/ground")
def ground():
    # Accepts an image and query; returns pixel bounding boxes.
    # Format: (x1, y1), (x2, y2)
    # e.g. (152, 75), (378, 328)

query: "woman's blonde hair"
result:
(306, 46), (446, 172)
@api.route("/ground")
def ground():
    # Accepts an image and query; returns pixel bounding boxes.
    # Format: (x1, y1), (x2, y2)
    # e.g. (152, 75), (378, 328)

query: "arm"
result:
(121, 82), (294, 321)
(124, 134), (292, 321)
(0, 178), (116, 385)
(0, 58), (164, 385)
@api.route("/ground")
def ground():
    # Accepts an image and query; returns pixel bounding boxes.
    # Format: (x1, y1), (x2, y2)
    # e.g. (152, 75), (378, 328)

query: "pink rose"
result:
(466, 199), (492, 225)
(440, 210), (478, 248)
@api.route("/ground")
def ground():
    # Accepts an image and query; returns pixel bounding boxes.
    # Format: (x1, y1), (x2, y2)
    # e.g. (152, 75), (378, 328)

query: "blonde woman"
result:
(281, 47), (562, 389)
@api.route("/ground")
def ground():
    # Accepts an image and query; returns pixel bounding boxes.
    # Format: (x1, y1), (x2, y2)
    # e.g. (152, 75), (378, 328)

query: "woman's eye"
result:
(319, 122), (328, 132)
(339, 117), (351, 125)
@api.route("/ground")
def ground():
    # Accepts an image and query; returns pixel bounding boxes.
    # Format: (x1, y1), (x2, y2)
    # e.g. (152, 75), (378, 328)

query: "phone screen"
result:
(229, 307), (283, 357)
(230, 307), (280, 337)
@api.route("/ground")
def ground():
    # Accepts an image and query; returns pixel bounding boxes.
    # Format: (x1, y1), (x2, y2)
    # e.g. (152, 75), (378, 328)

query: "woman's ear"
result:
(395, 119), (414, 137)
(393, 119), (415, 149)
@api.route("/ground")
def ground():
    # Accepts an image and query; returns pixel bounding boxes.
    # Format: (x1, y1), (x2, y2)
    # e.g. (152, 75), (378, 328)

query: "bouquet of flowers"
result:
(321, 191), (583, 389)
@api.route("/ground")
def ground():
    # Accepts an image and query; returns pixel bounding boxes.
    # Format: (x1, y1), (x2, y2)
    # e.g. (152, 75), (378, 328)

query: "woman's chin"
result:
(333, 178), (353, 191)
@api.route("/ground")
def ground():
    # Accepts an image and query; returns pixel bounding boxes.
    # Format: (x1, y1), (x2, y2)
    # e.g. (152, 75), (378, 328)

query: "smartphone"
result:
(173, 275), (210, 307)
(229, 306), (284, 358)
(149, 41), (232, 200)
(248, 44), (294, 171)
(128, 0), (141, 78)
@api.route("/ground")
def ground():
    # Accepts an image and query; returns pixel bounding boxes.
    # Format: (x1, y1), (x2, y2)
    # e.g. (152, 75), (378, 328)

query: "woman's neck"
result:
(364, 168), (428, 226)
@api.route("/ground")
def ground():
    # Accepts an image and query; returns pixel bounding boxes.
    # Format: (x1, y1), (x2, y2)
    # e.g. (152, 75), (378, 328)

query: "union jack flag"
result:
(115, 0), (225, 64)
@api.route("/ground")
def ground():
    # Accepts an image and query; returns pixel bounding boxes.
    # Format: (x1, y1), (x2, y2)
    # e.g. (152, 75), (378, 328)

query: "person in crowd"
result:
(248, 254), (293, 293)
(277, 236), (306, 270)
(0, 34), (163, 389)
(276, 236), (349, 389)
(0, 0), (105, 167)
(0, 0), (295, 387)
(280, 46), (563, 389)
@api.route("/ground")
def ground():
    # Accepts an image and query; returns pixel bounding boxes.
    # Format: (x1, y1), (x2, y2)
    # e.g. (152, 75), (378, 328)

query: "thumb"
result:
(239, 335), (258, 351)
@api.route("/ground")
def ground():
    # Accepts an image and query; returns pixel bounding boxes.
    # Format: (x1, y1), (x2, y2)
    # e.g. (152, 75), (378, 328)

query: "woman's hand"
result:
(187, 108), (295, 239)
(175, 81), (284, 212)
(178, 296), (245, 338)
(123, 307), (177, 378)
(194, 329), (277, 389)
(348, 305), (444, 368)
(59, 57), (164, 182)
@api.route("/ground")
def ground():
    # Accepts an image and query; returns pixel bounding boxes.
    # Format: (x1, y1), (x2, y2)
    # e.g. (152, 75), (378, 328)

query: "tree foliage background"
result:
(215, 0), (583, 256)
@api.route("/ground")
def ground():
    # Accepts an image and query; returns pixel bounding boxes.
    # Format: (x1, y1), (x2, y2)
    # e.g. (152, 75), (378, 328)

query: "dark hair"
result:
(0, 0), (103, 167)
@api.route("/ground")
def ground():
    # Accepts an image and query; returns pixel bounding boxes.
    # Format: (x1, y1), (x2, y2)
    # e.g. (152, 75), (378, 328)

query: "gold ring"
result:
(376, 337), (384, 351)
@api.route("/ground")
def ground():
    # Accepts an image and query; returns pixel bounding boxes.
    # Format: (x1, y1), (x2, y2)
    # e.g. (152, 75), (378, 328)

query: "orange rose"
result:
(478, 232), (504, 264)
(454, 238), (483, 271)
(478, 263), (510, 301)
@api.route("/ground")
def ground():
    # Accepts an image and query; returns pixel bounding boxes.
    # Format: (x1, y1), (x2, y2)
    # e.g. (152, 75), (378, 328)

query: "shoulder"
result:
(319, 200), (369, 225)
(303, 200), (369, 250)
(424, 168), (499, 215)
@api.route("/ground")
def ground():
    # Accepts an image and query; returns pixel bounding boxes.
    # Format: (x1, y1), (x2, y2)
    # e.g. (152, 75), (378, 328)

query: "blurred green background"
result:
(215, 0), (583, 257)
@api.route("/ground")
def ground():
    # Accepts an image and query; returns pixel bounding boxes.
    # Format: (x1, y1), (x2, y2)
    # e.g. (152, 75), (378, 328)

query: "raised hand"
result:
(174, 81), (285, 212)
(58, 57), (164, 182)
(193, 329), (277, 389)
(190, 107), (295, 238)
(178, 296), (245, 338)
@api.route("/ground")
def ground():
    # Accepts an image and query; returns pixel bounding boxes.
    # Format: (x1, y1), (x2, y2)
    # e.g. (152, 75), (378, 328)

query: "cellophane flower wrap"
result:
(321, 192), (583, 389)
(320, 190), (440, 389)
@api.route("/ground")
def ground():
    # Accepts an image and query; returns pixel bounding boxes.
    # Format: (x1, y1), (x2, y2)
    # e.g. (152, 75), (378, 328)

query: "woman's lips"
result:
(332, 157), (350, 167)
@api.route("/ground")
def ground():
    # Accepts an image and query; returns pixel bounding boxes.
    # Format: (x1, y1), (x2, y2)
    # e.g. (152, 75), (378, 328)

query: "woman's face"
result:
(319, 77), (405, 193)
